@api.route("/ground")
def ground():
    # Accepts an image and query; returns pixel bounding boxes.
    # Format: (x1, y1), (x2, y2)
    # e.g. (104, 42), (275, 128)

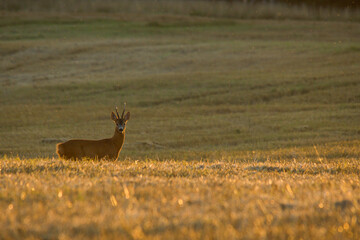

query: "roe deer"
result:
(56, 104), (130, 160)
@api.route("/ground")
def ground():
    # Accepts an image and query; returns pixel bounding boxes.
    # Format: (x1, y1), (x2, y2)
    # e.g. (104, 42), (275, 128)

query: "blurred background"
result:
(0, 0), (359, 158)
(1, 0), (360, 20)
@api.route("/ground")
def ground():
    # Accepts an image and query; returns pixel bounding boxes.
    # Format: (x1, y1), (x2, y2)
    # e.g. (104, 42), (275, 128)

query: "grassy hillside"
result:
(0, 11), (360, 239)
(0, 15), (359, 158)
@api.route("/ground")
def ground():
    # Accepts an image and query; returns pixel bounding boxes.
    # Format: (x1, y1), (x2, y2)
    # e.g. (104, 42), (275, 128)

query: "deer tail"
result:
(56, 143), (65, 158)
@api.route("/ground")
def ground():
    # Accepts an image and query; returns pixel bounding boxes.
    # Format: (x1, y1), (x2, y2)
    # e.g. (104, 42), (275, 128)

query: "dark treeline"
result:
(221, 0), (360, 9)
(276, 0), (359, 9)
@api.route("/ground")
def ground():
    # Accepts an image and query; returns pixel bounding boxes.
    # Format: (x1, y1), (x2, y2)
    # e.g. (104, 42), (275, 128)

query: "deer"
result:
(56, 104), (130, 161)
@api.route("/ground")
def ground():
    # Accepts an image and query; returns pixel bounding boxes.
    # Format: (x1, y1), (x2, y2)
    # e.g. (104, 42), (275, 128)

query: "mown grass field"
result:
(0, 5), (360, 239)
(1, 145), (360, 240)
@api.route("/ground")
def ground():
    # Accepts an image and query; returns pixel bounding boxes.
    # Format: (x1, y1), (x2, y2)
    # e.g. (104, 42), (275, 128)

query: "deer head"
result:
(111, 103), (130, 134)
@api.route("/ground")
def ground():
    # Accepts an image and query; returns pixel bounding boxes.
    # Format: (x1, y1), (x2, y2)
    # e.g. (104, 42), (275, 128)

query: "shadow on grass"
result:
(245, 165), (360, 175)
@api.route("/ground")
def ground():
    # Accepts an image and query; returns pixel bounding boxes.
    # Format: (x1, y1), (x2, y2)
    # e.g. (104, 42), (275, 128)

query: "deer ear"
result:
(111, 112), (117, 121)
(124, 112), (130, 121)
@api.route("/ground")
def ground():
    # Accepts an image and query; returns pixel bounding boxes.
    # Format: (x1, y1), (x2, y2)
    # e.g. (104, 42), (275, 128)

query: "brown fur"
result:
(56, 111), (130, 161)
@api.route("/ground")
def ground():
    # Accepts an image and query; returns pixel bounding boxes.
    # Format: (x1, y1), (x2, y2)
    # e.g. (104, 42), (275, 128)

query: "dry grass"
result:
(0, 6), (360, 239)
(1, 143), (360, 239)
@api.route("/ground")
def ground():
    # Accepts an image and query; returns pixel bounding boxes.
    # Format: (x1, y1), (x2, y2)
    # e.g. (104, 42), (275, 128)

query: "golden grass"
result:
(0, 9), (360, 239)
(1, 143), (359, 239)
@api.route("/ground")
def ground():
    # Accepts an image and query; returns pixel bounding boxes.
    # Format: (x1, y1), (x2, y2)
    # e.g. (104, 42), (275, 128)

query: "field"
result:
(1, 147), (360, 239)
(1, 2), (360, 239)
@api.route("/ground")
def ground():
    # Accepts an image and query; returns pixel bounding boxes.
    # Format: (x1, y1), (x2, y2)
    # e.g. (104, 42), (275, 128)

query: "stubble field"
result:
(0, 5), (360, 239)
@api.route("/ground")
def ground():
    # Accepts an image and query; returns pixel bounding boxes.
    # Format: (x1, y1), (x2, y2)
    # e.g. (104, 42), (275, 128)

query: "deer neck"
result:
(112, 129), (125, 148)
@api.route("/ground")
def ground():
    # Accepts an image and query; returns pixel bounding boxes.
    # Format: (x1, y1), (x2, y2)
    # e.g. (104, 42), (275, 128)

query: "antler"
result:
(121, 102), (126, 119)
(115, 107), (121, 119)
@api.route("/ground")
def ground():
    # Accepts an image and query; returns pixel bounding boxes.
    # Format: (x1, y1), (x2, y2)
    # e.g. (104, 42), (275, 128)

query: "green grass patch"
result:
(0, 16), (359, 158)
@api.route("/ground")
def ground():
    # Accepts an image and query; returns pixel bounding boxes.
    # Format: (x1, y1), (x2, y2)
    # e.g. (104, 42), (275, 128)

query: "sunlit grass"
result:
(1, 143), (359, 239)
(0, 7), (360, 239)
